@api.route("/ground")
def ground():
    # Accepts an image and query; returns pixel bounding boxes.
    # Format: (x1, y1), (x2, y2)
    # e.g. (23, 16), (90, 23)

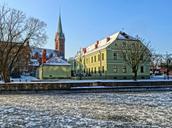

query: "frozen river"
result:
(0, 91), (172, 128)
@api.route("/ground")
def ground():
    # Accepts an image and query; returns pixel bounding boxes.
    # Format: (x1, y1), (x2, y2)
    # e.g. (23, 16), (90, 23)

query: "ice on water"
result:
(0, 92), (171, 127)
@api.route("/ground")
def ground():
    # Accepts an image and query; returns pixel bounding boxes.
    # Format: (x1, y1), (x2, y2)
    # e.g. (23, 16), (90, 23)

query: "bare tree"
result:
(161, 53), (172, 79)
(150, 53), (163, 75)
(118, 38), (151, 80)
(0, 5), (47, 82)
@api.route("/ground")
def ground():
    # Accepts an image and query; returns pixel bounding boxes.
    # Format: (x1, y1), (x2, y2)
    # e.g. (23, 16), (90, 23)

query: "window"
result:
(122, 66), (127, 73)
(91, 57), (93, 63)
(94, 56), (96, 62)
(123, 54), (127, 60)
(102, 53), (104, 61)
(98, 54), (100, 61)
(113, 65), (117, 73)
(102, 66), (104, 73)
(141, 76), (145, 79)
(98, 67), (101, 73)
(123, 42), (126, 47)
(123, 77), (127, 79)
(113, 53), (117, 60)
(94, 67), (96, 74)
(141, 66), (144, 73)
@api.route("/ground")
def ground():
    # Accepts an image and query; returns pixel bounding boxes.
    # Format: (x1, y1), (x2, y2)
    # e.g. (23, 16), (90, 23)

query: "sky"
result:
(1, 0), (172, 58)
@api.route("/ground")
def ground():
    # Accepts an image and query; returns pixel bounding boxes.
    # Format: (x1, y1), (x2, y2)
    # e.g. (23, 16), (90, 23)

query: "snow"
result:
(10, 75), (38, 83)
(44, 75), (172, 83)
(1, 75), (172, 84)
(0, 92), (171, 127)
(29, 59), (39, 66)
(82, 32), (119, 55)
(43, 56), (70, 66)
(117, 32), (136, 40)
(80, 31), (137, 56)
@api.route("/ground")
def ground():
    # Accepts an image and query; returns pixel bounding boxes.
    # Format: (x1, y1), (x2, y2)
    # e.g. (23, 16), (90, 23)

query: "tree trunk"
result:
(132, 68), (138, 81)
(1, 66), (10, 83)
(133, 71), (137, 81)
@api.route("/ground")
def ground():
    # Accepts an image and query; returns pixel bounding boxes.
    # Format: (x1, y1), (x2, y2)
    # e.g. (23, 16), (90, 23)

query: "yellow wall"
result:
(77, 48), (107, 75)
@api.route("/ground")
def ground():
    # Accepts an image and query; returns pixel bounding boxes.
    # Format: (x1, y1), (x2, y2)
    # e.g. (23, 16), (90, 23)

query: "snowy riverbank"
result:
(0, 75), (172, 83)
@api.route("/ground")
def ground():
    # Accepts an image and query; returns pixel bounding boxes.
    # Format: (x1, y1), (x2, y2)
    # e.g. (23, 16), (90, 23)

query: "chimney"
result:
(106, 37), (110, 42)
(42, 49), (47, 63)
(83, 48), (87, 53)
(95, 41), (99, 49)
(96, 40), (99, 44)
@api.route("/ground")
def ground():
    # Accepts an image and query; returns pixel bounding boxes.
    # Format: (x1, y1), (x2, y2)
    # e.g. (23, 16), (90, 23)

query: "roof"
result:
(81, 31), (137, 55)
(31, 47), (58, 58)
(29, 59), (40, 66)
(43, 56), (70, 66)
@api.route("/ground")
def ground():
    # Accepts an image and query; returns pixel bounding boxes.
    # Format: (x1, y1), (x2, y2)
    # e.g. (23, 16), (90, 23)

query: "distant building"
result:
(75, 31), (150, 79)
(38, 56), (71, 79)
(0, 41), (30, 77)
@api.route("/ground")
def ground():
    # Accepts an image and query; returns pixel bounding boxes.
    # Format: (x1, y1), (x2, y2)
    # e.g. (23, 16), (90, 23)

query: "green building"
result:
(75, 31), (150, 79)
(38, 56), (71, 79)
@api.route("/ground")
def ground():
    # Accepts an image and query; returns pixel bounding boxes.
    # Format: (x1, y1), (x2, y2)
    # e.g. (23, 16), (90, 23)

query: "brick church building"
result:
(31, 14), (66, 65)
(29, 14), (71, 78)
(55, 15), (65, 59)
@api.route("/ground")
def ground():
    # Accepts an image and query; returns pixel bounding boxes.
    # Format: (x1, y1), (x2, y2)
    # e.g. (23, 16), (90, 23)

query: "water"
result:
(0, 91), (172, 127)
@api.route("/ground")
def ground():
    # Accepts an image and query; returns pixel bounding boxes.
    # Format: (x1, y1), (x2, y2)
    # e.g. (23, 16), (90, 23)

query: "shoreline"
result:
(1, 80), (172, 93)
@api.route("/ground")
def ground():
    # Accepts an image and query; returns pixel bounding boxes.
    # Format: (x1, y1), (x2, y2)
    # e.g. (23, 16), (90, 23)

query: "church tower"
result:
(55, 15), (65, 59)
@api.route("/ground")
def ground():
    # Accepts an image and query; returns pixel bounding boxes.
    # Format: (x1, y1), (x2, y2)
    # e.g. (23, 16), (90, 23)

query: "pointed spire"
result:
(58, 14), (63, 34)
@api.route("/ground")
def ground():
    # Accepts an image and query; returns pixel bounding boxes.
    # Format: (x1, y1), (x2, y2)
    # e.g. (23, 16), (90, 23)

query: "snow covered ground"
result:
(0, 75), (172, 83)
(0, 91), (172, 127)
(0, 75), (38, 83)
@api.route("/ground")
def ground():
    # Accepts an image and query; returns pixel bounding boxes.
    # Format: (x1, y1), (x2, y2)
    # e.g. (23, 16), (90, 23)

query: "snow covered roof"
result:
(29, 59), (40, 66)
(81, 31), (137, 55)
(31, 47), (58, 58)
(43, 56), (70, 66)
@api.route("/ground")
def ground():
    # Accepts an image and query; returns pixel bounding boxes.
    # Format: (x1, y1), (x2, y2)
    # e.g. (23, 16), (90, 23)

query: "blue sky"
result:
(2, 0), (172, 58)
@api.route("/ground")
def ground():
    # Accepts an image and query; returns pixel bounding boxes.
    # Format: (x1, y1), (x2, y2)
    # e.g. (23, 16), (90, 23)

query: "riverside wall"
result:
(1, 81), (172, 92)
